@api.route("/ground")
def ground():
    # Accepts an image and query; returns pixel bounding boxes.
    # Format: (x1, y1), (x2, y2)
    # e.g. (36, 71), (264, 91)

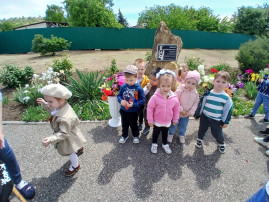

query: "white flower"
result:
(41, 72), (47, 80)
(24, 84), (29, 88)
(47, 81), (52, 84)
(208, 76), (214, 84)
(23, 90), (29, 94)
(197, 65), (205, 75)
(203, 76), (209, 83)
(47, 74), (52, 80)
(38, 88), (42, 93)
(33, 74), (39, 79)
(23, 96), (30, 102)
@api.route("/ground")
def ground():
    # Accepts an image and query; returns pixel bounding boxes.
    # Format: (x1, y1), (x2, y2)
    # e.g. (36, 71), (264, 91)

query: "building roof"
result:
(13, 21), (68, 30)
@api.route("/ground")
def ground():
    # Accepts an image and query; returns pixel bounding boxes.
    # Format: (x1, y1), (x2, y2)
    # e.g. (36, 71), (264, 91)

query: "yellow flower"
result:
(202, 83), (208, 88)
(55, 77), (60, 82)
(60, 70), (64, 74)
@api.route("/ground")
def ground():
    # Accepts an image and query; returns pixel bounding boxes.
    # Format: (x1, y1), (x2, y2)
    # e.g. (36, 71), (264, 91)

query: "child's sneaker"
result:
(259, 128), (269, 135)
(266, 150), (269, 156)
(16, 180), (36, 199)
(162, 144), (172, 154)
(65, 164), (80, 176)
(119, 136), (129, 144)
(133, 137), (140, 144)
(142, 126), (150, 135)
(244, 114), (255, 119)
(179, 136), (185, 144)
(138, 123), (143, 131)
(167, 135), (173, 143)
(253, 137), (268, 147)
(151, 143), (158, 153)
(258, 118), (269, 123)
(218, 144), (226, 154)
(195, 139), (203, 148)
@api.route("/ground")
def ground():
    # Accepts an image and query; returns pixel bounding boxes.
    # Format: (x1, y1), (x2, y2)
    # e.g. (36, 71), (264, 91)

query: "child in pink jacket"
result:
(168, 70), (200, 144)
(147, 70), (179, 154)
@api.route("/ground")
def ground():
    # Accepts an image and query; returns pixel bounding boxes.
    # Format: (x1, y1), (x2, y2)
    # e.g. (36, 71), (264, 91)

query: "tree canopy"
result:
(45, 5), (66, 22)
(64, 0), (122, 28)
(117, 9), (128, 27)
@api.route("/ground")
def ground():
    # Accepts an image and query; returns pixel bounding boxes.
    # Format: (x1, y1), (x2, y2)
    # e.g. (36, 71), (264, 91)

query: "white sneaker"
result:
(266, 150), (269, 156)
(133, 137), (140, 144)
(253, 137), (268, 147)
(162, 144), (172, 154)
(119, 136), (129, 144)
(179, 136), (185, 144)
(167, 135), (173, 143)
(151, 144), (158, 153)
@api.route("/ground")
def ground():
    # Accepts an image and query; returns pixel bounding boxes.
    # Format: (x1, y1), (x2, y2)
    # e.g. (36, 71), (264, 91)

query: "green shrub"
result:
(145, 52), (152, 61)
(236, 36), (269, 72)
(2, 97), (9, 106)
(0, 65), (33, 88)
(73, 100), (110, 120)
(232, 100), (263, 116)
(66, 69), (104, 103)
(211, 63), (231, 72)
(105, 59), (119, 77)
(52, 57), (73, 82)
(21, 105), (50, 122)
(244, 81), (258, 100)
(31, 34), (71, 56)
(185, 57), (204, 71)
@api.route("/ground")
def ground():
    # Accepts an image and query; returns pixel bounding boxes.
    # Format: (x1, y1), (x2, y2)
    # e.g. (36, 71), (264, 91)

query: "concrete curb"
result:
(2, 115), (265, 125)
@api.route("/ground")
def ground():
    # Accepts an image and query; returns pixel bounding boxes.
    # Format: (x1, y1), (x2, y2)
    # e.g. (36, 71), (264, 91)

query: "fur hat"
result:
(165, 62), (178, 70)
(40, 84), (72, 99)
(123, 65), (138, 74)
(185, 70), (200, 83)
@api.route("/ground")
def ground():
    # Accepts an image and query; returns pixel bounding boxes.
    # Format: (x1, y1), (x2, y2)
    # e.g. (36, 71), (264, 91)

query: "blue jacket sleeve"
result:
(117, 85), (125, 104)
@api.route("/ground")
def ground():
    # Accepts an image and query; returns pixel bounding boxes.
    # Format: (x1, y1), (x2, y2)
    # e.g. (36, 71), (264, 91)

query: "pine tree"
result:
(117, 9), (128, 27)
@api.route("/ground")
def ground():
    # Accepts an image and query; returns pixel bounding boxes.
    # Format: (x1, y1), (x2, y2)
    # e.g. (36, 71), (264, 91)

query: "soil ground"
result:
(0, 49), (239, 121)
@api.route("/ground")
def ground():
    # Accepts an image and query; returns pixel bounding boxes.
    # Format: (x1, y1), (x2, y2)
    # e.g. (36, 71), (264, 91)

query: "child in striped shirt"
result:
(194, 71), (233, 153)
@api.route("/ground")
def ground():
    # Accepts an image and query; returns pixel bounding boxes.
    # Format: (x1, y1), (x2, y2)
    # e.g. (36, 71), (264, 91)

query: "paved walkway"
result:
(5, 117), (268, 201)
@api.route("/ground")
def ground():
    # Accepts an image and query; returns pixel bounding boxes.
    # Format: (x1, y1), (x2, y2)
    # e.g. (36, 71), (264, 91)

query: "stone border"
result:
(2, 115), (265, 125)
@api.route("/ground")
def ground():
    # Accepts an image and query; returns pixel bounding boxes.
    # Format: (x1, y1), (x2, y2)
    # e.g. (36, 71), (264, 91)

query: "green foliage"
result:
(31, 34), (71, 56)
(45, 4), (66, 22)
(52, 57), (73, 82)
(229, 69), (241, 84)
(64, 0), (122, 28)
(117, 9), (128, 27)
(105, 59), (119, 77)
(236, 36), (269, 72)
(73, 100), (110, 120)
(138, 4), (233, 32)
(211, 63), (231, 71)
(185, 57), (204, 70)
(145, 52), (152, 61)
(232, 100), (263, 116)
(0, 65), (33, 88)
(259, 69), (269, 78)
(0, 17), (44, 30)
(244, 81), (258, 100)
(66, 69), (104, 103)
(233, 6), (268, 36)
(2, 97), (9, 106)
(21, 105), (50, 122)
(0, 21), (16, 31)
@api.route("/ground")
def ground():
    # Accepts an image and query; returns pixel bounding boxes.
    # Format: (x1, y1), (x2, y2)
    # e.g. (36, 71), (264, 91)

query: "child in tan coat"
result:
(37, 84), (86, 176)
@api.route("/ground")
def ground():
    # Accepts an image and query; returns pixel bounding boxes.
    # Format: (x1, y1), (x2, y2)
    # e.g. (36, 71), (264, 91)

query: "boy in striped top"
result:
(194, 71), (233, 153)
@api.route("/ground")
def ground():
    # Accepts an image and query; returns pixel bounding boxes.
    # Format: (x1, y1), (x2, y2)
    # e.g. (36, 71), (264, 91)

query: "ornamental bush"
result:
(31, 34), (71, 56)
(236, 36), (269, 72)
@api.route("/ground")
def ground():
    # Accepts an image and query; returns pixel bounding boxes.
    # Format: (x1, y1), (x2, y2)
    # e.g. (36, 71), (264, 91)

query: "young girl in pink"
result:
(178, 63), (189, 83)
(168, 70), (200, 144)
(147, 70), (179, 154)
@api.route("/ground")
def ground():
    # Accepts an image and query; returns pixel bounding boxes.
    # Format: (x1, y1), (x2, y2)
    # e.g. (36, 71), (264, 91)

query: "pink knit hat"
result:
(185, 70), (200, 83)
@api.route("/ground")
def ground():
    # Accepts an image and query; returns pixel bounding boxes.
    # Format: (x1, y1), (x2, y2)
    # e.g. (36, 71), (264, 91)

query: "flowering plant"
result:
(100, 72), (125, 101)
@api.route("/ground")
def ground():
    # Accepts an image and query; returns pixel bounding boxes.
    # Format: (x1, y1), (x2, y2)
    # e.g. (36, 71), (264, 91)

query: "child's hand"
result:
(147, 84), (152, 91)
(42, 137), (51, 147)
(221, 124), (228, 128)
(180, 110), (187, 116)
(121, 100), (127, 106)
(148, 123), (154, 127)
(37, 98), (47, 105)
(126, 101), (133, 108)
(172, 122), (177, 125)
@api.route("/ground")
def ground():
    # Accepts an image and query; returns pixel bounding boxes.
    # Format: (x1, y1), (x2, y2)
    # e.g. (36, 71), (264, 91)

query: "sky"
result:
(0, 0), (268, 26)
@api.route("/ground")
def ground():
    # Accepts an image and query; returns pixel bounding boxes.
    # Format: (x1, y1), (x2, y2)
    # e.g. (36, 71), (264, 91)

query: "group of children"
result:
(117, 59), (233, 155)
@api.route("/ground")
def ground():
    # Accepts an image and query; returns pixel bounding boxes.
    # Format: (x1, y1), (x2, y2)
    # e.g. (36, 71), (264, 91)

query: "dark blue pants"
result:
(247, 183), (269, 202)
(120, 109), (139, 138)
(152, 125), (169, 145)
(0, 138), (22, 184)
(198, 114), (224, 144)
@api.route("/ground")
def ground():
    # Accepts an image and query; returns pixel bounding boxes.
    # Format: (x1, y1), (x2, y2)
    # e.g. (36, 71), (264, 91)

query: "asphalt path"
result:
(5, 116), (269, 201)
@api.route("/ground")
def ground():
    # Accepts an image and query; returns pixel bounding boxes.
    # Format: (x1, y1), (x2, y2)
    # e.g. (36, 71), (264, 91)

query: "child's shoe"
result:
(142, 126), (150, 135)
(195, 139), (203, 148)
(138, 123), (143, 131)
(253, 137), (268, 147)
(258, 118), (269, 123)
(162, 144), (172, 154)
(244, 114), (255, 119)
(16, 180), (35, 199)
(76, 146), (84, 156)
(259, 128), (269, 135)
(119, 136), (129, 144)
(265, 150), (269, 156)
(218, 144), (226, 154)
(167, 135), (173, 143)
(65, 164), (80, 176)
(133, 137), (140, 144)
(179, 136), (185, 144)
(151, 143), (158, 153)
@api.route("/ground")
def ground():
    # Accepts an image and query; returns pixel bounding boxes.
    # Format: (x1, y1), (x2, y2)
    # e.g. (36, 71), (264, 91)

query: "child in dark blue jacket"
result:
(117, 65), (145, 144)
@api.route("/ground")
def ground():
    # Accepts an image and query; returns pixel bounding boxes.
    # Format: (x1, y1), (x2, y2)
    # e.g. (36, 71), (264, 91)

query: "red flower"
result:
(101, 95), (107, 101)
(103, 88), (113, 96)
(210, 68), (218, 73)
(246, 69), (253, 74)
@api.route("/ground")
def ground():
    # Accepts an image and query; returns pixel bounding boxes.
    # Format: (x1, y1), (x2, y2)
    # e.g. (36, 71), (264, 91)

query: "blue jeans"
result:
(247, 183), (269, 202)
(0, 138), (22, 184)
(251, 92), (269, 120)
(169, 117), (190, 136)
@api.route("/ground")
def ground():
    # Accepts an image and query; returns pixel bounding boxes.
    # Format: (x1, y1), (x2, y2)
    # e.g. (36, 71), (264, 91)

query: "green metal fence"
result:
(0, 27), (256, 54)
